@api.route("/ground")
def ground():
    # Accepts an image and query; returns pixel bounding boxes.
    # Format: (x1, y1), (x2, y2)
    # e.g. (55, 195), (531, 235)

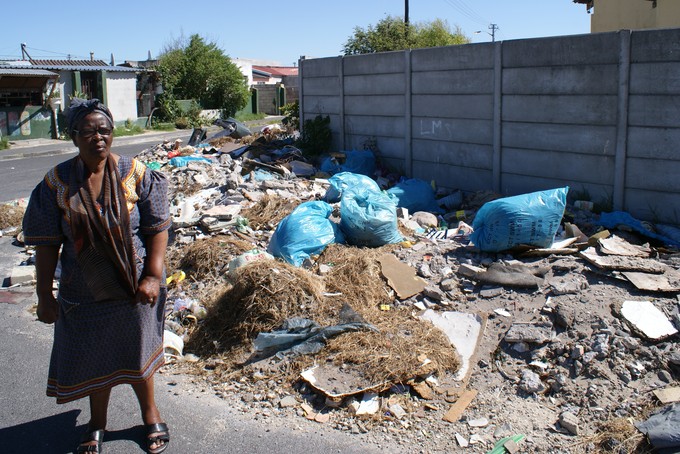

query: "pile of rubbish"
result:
(7, 125), (680, 453)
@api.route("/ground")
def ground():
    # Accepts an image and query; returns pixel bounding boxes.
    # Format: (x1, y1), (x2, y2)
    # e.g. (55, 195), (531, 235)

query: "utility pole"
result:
(489, 23), (499, 42)
(20, 43), (32, 60)
(405, 0), (409, 26)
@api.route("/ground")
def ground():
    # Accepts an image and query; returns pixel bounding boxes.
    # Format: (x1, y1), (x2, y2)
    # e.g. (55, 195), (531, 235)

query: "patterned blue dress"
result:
(23, 156), (171, 403)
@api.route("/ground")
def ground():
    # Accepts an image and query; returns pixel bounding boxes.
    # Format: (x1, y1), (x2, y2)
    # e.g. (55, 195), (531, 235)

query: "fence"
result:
(299, 28), (680, 224)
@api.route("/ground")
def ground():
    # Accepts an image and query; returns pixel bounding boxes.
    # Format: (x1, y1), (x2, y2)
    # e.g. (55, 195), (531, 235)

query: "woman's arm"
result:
(135, 230), (168, 306)
(35, 245), (60, 323)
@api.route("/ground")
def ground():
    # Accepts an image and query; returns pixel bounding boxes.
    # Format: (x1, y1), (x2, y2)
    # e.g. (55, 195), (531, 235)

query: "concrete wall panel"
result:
(630, 62), (680, 95)
(501, 174), (611, 200)
(344, 95), (404, 116)
(627, 126), (680, 159)
(413, 161), (493, 192)
(302, 96), (341, 115)
(343, 52), (404, 75)
(503, 122), (616, 155)
(503, 66), (618, 95)
(502, 148), (615, 185)
(503, 33), (620, 67)
(344, 74), (405, 95)
(628, 95), (680, 127)
(411, 44), (495, 71)
(502, 95), (618, 125)
(625, 158), (680, 192)
(412, 117), (493, 144)
(412, 69), (493, 95)
(302, 77), (340, 96)
(631, 29), (680, 63)
(412, 139), (492, 169)
(412, 95), (493, 120)
(302, 57), (340, 77)
(345, 115), (405, 137)
(625, 189), (680, 223)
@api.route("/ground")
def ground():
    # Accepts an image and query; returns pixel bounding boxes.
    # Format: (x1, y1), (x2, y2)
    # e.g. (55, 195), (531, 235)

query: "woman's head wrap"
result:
(66, 98), (114, 136)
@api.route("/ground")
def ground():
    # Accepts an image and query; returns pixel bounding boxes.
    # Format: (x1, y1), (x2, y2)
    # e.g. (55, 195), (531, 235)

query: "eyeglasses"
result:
(73, 127), (113, 138)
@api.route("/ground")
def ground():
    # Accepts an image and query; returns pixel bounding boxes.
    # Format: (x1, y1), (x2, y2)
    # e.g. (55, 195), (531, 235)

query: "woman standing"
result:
(23, 98), (171, 453)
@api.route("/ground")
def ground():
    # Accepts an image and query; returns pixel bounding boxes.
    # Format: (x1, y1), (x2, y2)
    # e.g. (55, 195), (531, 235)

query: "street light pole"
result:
(489, 23), (499, 42)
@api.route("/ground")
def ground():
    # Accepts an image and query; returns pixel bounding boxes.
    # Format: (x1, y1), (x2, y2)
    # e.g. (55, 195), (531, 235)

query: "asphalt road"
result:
(0, 131), (193, 203)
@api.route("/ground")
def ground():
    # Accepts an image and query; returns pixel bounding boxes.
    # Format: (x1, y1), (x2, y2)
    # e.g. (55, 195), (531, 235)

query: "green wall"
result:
(0, 106), (55, 140)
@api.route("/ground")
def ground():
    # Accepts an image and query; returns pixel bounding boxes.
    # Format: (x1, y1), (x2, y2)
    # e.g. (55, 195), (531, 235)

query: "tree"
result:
(343, 16), (469, 55)
(157, 34), (249, 117)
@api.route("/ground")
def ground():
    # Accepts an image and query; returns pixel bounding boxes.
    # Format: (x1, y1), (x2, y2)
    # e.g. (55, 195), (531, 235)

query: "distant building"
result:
(574, 0), (680, 32)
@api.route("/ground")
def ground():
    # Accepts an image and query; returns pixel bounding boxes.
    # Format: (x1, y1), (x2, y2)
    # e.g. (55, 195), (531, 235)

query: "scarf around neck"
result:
(68, 155), (138, 301)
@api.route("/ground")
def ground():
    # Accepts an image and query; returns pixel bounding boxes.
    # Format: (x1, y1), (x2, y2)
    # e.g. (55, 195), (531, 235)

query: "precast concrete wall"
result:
(299, 29), (680, 224)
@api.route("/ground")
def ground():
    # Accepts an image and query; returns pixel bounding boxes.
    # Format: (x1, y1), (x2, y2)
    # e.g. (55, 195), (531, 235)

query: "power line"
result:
(441, 0), (489, 27)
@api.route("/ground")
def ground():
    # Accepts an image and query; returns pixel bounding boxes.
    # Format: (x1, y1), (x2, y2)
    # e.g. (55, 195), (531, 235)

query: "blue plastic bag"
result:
(168, 155), (213, 167)
(267, 201), (345, 266)
(325, 172), (381, 203)
(386, 179), (443, 214)
(598, 211), (680, 248)
(319, 150), (376, 176)
(470, 187), (569, 252)
(340, 187), (403, 247)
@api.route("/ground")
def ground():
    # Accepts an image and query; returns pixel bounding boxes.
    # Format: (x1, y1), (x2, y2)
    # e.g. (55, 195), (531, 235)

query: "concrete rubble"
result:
(4, 129), (680, 453)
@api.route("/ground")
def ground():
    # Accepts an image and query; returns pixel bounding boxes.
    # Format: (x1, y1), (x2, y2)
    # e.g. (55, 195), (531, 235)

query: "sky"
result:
(0, 1), (591, 67)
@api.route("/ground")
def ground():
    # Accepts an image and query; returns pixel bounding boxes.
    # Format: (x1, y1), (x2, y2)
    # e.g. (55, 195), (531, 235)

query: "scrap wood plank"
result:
(653, 387), (680, 404)
(598, 235), (651, 257)
(378, 253), (427, 299)
(622, 270), (680, 292)
(443, 389), (478, 423)
(579, 247), (666, 273)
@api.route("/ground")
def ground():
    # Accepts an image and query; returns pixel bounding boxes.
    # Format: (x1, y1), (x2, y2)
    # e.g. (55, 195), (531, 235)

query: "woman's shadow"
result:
(0, 410), (145, 453)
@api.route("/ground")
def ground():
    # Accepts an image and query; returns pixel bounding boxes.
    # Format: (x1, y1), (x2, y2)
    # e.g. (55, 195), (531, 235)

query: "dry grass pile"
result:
(319, 244), (460, 385)
(587, 417), (650, 453)
(241, 194), (299, 230)
(186, 244), (460, 388)
(187, 259), (325, 354)
(168, 235), (252, 280)
(0, 204), (25, 230)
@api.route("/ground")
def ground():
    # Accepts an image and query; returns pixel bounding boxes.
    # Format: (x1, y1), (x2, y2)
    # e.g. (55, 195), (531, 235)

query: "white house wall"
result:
(105, 72), (138, 122)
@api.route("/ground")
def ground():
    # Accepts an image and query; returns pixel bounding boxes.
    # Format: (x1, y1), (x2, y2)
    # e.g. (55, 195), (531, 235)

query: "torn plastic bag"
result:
(320, 150), (376, 176)
(187, 128), (207, 146)
(340, 187), (403, 247)
(386, 178), (443, 214)
(253, 303), (378, 358)
(168, 155), (213, 167)
(470, 187), (568, 252)
(635, 403), (680, 449)
(325, 172), (381, 203)
(597, 211), (680, 248)
(209, 117), (252, 140)
(267, 201), (345, 266)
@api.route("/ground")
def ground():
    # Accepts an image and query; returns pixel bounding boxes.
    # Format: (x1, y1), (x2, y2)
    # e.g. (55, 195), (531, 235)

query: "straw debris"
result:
(0, 204), (25, 230)
(241, 194), (299, 230)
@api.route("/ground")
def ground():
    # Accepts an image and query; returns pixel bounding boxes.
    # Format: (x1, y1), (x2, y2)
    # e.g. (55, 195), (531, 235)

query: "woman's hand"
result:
(135, 276), (161, 307)
(37, 294), (59, 324)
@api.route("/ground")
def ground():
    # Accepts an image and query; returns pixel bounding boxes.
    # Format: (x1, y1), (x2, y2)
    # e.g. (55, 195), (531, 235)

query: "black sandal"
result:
(76, 429), (104, 453)
(146, 422), (170, 454)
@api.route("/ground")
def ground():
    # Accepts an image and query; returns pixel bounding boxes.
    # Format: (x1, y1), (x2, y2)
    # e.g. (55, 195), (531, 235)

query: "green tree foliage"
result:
(157, 34), (249, 117)
(343, 16), (469, 55)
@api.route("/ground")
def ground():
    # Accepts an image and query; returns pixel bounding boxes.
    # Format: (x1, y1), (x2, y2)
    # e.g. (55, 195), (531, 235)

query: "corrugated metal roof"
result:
(0, 59), (140, 72)
(30, 59), (109, 67)
(0, 68), (59, 77)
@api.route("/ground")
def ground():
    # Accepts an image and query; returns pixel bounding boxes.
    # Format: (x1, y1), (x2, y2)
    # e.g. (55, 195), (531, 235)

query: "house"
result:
(573, 0), (680, 32)
(0, 57), (142, 140)
(232, 59), (299, 115)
